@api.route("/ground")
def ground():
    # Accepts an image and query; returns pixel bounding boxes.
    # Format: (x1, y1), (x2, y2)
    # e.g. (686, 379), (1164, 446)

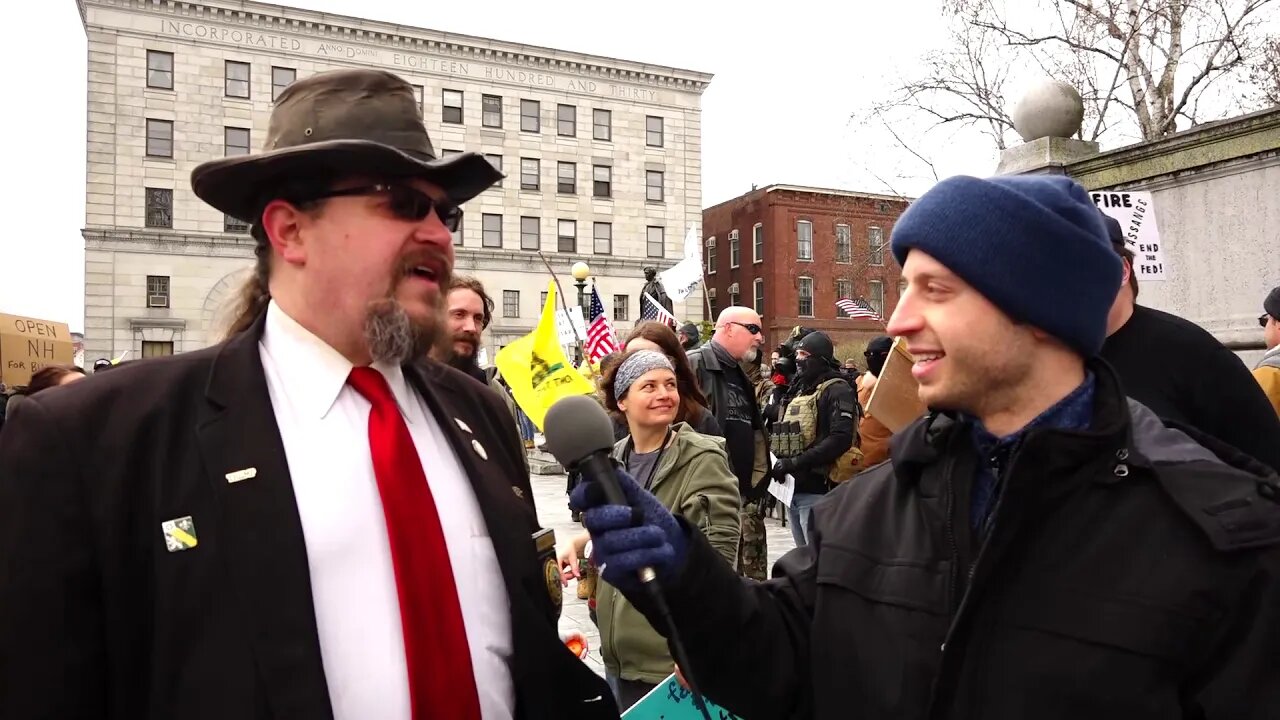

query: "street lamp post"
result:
(570, 261), (591, 364)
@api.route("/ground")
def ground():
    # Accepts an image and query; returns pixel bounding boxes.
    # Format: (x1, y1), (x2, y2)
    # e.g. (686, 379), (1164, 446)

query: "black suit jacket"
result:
(0, 315), (617, 719)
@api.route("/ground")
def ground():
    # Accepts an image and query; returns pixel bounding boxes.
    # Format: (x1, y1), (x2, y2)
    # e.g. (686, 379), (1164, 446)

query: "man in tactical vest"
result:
(768, 331), (857, 547)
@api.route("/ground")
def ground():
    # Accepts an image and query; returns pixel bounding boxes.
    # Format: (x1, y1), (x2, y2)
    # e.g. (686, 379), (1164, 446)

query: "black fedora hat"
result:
(191, 68), (503, 223)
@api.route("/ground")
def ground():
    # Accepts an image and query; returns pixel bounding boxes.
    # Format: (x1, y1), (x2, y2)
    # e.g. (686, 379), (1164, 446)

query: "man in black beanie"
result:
(1253, 286), (1280, 416)
(767, 331), (856, 547)
(855, 335), (895, 467)
(1098, 215), (1280, 472)
(569, 174), (1280, 719)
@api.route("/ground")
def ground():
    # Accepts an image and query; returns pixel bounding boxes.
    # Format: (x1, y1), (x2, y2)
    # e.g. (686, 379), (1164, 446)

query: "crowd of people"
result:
(1, 65), (1278, 720)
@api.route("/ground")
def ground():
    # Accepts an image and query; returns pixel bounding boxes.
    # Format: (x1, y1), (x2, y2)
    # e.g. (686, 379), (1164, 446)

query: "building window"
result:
(482, 213), (502, 248)
(593, 109), (611, 141)
(503, 290), (520, 319)
(754, 278), (765, 315)
(411, 85), (424, 111)
(899, 277), (908, 298)
(541, 291), (549, 308)
(450, 214), (463, 247)
(593, 165), (612, 198)
(593, 222), (612, 255)
(144, 187), (172, 228)
(836, 223), (852, 264)
(706, 237), (717, 274)
(225, 60), (250, 98)
(729, 283), (740, 308)
(520, 216), (540, 251)
(646, 115), (664, 147)
(753, 223), (764, 263)
(146, 50), (173, 90)
(145, 119), (173, 158)
(224, 215), (250, 233)
(440, 89), (464, 124)
(520, 99), (540, 132)
(484, 154), (502, 187)
(646, 170), (664, 202)
(146, 275), (170, 308)
(729, 231), (740, 268)
(520, 157), (540, 191)
(613, 295), (629, 322)
(869, 227), (885, 266)
(142, 341), (174, 357)
(835, 279), (853, 317)
(557, 104), (576, 136)
(224, 127), (250, 156)
(647, 226), (664, 258)
(797, 220), (813, 261)
(798, 277), (814, 317)
(482, 94), (503, 128)
(557, 219), (576, 253)
(557, 162), (576, 194)
(868, 280), (885, 318)
(271, 66), (295, 101)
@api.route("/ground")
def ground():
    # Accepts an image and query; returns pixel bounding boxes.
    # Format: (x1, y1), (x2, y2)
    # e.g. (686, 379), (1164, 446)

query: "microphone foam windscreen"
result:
(543, 395), (617, 467)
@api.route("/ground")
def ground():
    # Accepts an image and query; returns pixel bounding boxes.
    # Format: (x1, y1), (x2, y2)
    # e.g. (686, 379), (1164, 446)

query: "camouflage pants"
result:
(737, 499), (768, 581)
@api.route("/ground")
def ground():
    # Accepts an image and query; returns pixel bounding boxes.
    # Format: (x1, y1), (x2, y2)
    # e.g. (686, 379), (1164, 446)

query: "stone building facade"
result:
(77, 0), (711, 363)
(702, 185), (909, 356)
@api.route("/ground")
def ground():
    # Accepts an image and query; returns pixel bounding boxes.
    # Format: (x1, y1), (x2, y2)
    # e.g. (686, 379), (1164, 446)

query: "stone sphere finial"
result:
(1010, 80), (1085, 142)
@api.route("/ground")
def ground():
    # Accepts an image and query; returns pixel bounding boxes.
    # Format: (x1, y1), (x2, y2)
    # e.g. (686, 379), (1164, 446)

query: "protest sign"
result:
(622, 673), (741, 719)
(555, 305), (588, 346)
(657, 225), (703, 302)
(0, 313), (74, 387)
(1091, 190), (1165, 281)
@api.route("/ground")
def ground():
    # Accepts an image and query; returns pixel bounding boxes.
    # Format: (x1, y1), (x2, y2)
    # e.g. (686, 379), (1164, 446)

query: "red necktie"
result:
(347, 367), (482, 720)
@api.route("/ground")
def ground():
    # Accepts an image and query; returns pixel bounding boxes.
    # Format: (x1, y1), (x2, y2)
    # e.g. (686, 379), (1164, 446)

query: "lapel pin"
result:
(162, 516), (198, 552)
(512, 486), (525, 499)
(455, 418), (473, 434)
(471, 438), (488, 460)
(225, 467), (257, 483)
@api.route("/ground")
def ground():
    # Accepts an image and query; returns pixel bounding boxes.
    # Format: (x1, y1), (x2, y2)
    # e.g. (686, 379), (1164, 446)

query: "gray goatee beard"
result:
(364, 298), (435, 365)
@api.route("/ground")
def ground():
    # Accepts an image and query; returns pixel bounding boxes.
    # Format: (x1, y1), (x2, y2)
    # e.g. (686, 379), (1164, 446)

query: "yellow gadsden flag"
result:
(495, 282), (596, 430)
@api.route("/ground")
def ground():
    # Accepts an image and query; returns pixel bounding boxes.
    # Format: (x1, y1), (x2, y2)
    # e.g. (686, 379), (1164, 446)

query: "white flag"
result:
(657, 224), (703, 302)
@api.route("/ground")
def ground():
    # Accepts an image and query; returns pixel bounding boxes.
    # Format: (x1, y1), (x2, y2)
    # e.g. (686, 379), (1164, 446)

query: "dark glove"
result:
(771, 458), (795, 480)
(569, 467), (689, 591)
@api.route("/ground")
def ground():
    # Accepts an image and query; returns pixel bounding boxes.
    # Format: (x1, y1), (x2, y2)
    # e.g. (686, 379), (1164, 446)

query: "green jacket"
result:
(598, 422), (741, 683)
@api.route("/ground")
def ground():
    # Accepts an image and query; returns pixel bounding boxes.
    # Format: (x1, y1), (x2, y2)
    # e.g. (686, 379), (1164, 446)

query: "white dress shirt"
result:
(259, 301), (515, 720)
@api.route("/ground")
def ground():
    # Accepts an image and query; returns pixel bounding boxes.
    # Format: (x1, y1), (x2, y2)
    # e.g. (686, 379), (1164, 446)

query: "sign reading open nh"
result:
(0, 313), (74, 387)
(622, 674), (741, 719)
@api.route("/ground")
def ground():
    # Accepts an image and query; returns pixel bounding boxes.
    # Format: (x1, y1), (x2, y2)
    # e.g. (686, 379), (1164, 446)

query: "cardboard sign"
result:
(1091, 190), (1165, 281)
(555, 305), (588, 346)
(622, 673), (741, 719)
(865, 337), (926, 434)
(0, 313), (75, 387)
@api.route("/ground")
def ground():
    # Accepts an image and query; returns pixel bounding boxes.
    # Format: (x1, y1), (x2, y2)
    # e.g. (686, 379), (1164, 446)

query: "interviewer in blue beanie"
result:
(891, 175), (1121, 356)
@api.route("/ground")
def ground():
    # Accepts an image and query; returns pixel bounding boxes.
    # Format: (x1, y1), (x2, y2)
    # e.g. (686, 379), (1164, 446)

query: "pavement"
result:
(533, 470), (797, 677)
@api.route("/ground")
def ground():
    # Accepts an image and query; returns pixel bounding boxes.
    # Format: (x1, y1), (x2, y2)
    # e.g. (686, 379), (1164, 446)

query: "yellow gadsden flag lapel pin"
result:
(162, 516), (198, 552)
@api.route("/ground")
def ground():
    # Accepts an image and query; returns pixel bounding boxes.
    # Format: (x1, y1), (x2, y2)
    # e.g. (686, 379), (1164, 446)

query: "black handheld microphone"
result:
(543, 394), (713, 720)
(544, 395), (658, 583)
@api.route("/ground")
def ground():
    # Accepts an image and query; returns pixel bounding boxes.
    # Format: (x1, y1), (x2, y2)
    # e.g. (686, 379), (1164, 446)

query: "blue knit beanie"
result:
(891, 175), (1121, 356)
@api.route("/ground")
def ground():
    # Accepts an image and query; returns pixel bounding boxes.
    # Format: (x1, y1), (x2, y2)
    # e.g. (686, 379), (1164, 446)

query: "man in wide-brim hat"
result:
(0, 68), (619, 720)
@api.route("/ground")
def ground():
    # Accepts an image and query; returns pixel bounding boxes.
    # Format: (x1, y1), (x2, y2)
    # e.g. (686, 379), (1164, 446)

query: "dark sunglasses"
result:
(306, 183), (463, 231)
(1261, 314), (1273, 328)
(728, 321), (762, 335)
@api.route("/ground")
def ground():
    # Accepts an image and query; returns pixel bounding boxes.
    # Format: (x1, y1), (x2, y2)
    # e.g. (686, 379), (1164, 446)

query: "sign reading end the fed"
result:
(1091, 191), (1166, 282)
(0, 313), (74, 387)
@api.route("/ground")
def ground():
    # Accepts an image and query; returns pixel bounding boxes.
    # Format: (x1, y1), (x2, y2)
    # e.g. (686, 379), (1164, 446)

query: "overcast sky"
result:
(0, 0), (1022, 331)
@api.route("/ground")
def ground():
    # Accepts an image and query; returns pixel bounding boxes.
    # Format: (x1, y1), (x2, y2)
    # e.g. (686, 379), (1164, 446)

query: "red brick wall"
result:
(703, 187), (908, 356)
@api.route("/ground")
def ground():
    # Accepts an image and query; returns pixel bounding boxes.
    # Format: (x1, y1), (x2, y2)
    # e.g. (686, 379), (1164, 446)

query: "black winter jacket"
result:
(636, 361), (1280, 719)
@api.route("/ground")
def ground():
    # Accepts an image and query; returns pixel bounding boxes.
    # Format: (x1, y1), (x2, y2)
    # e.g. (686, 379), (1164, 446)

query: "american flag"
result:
(585, 285), (618, 364)
(836, 297), (882, 321)
(641, 293), (678, 328)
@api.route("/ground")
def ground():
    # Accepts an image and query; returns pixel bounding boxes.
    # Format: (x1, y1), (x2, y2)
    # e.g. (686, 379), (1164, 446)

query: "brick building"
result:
(702, 184), (910, 357)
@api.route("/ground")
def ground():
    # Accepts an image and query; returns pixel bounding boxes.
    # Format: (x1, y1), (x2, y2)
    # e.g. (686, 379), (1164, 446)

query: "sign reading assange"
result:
(158, 20), (663, 102)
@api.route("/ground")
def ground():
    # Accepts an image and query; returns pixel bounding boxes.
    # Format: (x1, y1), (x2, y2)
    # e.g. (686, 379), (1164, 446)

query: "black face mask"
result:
(797, 356), (827, 381)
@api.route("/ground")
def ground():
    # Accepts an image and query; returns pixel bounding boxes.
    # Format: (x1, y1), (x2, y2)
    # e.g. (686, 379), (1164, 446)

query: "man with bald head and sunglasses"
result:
(688, 306), (770, 579)
(0, 69), (617, 720)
